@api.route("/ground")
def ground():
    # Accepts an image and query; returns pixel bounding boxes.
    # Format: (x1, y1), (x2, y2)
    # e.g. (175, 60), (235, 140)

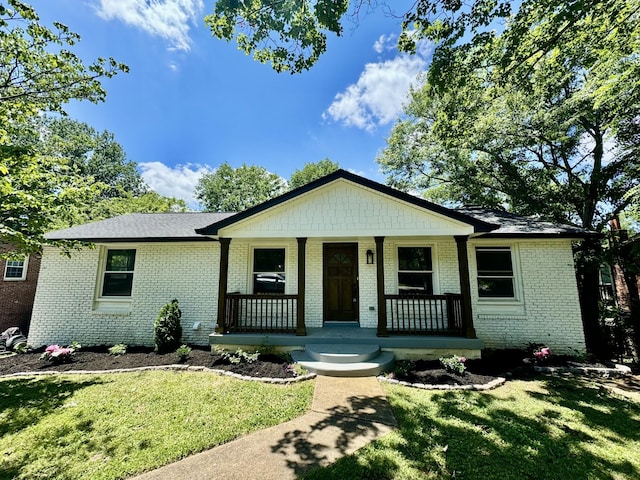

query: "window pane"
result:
(476, 249), (512, 276)
(106, 250), (136, 271)
(254, 249), (285, 273)
(398, 247), (432, 271)
(5, 260), (25, 278)
(399, 272), (433, 294)
(478, 278), (514, 297)
(102, 273), (134, 296)
(253, 273), (286, 293)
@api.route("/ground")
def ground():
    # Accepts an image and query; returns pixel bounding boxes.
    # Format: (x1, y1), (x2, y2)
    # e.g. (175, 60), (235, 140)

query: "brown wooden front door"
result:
(323, 243), (359, 322)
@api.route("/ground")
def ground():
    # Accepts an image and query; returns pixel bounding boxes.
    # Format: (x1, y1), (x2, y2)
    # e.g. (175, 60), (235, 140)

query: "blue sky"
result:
(32, 1), (431, 209)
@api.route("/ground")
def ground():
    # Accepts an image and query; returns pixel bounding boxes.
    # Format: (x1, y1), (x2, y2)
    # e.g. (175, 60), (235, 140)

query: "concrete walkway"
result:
(132, 376), (397, 480)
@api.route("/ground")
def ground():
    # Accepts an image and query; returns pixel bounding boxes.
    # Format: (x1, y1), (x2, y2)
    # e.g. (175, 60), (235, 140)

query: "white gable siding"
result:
(29, 243), (220, 347)
(218, 180), (474, 238)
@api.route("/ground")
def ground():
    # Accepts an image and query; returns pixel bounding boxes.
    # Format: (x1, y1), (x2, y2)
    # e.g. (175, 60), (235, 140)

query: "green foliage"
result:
(0, 1), (128, 256)
(205, 0), (348, 73)
(439, 355), (467, 376)
(153, 300), (183, 354)
(195, 162), (286, 212)
(108, 344), (127, 356)
(288, 158), (339, 190)
(379, 0), (640, 233)
(175, 344), (192, 362)
(220, 348), (260, 365)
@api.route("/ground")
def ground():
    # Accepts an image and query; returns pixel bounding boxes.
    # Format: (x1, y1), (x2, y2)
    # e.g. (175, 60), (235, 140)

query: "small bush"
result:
(440, 355), (467, 376)
(283, 363), (307, 377)
(221, 348), (259, 364)
(154, 299), (182, 353)
(109, 344), (127, 356)
(176, 344), (192, 362)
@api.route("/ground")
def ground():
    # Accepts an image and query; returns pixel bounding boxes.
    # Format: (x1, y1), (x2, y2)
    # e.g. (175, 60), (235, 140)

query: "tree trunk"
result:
(574, 238), (609, 359)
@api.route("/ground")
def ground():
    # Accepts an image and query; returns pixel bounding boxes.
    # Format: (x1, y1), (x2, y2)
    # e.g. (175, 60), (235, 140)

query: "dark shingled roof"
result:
(456, 207), (600, 238)
(45, 212), (235, 242)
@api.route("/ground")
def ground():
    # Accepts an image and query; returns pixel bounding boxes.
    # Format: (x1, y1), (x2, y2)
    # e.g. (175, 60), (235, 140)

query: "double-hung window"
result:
(4, 257), (27, 281)
(253, 248), (285, 294)
(475, 247), (515, 298)
(101, 249), (136, 297)
(398, 247), (433, 294)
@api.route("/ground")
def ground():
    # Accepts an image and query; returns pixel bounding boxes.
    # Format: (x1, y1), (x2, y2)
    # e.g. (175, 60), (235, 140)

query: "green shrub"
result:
(154, 299), (182, 353)
(439, 355), (467, 376)
(221, 348), (259, 364)
(176, 344), (192, 362)
(109, 344), (127, 356)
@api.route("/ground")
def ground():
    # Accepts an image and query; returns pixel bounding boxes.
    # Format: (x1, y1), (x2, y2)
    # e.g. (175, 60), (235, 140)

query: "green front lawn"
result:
(0, 371), (313, 480)
(305, 377), (640, 479)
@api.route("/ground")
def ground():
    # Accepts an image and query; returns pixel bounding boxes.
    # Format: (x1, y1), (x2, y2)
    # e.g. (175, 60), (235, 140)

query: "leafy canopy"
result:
(195, 162), (286, 212)
(204, 0), (615, 76)
(288, 158), (339, 190)
(0, 0), (128, 256)
(378, 0), (640, 233)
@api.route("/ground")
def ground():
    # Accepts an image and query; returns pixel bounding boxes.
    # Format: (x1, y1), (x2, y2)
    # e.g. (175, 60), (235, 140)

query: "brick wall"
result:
(28, 237), (587, 354)
(0, 247), (41, 335)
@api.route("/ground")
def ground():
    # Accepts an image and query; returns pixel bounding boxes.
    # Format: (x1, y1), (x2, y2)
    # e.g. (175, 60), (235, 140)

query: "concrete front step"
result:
(305, 343), (381, 364)
(291, 344), (394, 377)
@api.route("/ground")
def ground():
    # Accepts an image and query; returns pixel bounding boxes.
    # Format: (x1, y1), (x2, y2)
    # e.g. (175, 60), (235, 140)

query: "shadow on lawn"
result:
(0, 376), (106, 437)
(271, 393), (397, 478)
(304, 376), (640, 480)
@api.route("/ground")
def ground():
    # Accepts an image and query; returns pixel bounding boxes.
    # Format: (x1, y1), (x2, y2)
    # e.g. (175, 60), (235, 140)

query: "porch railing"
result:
(223, 294), (297, 334)
(385, 293), (464, 335)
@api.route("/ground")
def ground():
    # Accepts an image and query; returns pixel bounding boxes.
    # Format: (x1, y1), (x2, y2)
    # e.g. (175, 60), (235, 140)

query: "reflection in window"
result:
(476, 247), (515, 298)
(398, 247), (433, 294)
(102, 249), (136, 296)
(253, 248), (285, 294)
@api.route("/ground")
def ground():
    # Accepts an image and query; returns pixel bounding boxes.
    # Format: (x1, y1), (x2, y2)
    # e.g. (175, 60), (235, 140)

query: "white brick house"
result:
(29, 170), (593, 356)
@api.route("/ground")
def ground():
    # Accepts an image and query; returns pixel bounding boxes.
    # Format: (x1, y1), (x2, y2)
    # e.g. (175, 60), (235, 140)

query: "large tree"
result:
(378, 0), (640, 357)
(0, 0), (127, 256)
(288, 158), (339, 190)
(195, 162), (286, 212)
(205, 0), (618, 75)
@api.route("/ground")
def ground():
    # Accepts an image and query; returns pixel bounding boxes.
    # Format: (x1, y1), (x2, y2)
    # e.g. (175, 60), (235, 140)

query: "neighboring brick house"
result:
(0, 245), (42, 335)
(28, 170), (596, 357)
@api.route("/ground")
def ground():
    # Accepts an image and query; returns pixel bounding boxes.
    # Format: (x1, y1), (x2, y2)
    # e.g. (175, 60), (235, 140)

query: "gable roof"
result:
(45, 212), (234, 242)
(196, 169), (498, 236)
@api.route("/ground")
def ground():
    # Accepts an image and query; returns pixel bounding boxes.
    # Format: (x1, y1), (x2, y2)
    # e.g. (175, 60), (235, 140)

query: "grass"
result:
(304, 376), (640, 480)
(0, 371), (314, 480)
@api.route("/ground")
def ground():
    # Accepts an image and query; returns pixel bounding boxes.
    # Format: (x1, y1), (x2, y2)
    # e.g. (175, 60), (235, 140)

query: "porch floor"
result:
(209, 324), (483, 356)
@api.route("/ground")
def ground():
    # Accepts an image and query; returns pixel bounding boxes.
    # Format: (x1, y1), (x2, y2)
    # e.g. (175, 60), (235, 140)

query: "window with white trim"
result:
(253, 248), (285, 294)
(101, 249), (136, 297)
(475, 247), (515, 298)
(398, 247), (433, 294)
(4, 257), (28, 281)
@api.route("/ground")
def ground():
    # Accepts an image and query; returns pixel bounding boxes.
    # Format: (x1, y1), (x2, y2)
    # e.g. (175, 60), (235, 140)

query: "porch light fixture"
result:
(366, 249), (374, 264)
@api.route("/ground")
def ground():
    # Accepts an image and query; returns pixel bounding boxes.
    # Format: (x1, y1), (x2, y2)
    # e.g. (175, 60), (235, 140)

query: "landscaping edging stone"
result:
(378, 375), (507, 391)
(533, 363), (632, 378)
(0, 364), (317, 384)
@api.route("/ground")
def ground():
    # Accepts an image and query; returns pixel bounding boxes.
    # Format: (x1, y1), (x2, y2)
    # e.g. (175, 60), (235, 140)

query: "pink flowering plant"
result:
(440, 355), (467, 376)
(40, 344), (75, 363)
(533, 346), (552, 363)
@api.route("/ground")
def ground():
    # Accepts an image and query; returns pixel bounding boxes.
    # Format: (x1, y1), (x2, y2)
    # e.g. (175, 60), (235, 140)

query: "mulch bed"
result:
(388, 359), (501, 387)
(0, 346), (296, 379)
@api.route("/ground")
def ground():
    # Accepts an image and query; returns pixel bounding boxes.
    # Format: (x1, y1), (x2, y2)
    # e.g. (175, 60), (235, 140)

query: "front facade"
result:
(28, 171), (589, 354)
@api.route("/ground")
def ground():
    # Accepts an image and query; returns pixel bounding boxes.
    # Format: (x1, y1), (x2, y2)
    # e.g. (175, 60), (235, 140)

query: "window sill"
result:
(93, 297), (132, 313)
(476, 299), (525, 315)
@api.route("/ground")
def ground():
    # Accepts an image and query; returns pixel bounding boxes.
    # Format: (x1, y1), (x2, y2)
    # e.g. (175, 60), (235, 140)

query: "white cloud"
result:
(94, 0), (204, 51)
(323, 38), (432, 132)
(139, 162), (213, 209)
(373, 34), (397, 54)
